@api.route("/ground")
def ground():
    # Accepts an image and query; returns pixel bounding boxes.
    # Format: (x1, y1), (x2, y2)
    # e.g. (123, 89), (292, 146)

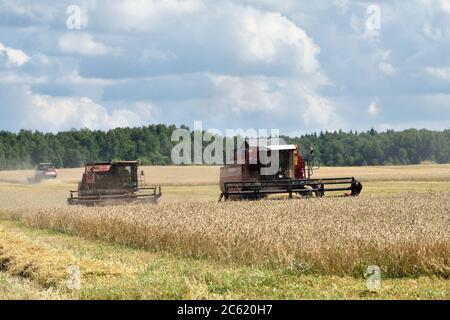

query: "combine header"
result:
(68, 161), (161, 206)
(219, 138), (362, 201)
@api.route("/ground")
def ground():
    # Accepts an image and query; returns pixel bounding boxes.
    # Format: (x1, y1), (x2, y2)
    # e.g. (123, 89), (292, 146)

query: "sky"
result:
(0, 0), (450, 135)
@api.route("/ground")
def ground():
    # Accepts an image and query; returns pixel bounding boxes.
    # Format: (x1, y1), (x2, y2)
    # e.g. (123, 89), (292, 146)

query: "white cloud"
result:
(90, 0), (330, 130)
(334, 0), (349, 13)
(303, 94), (342, 129)
(375, 50), (398, 76)
(134, 102), (156, 119)
(206, 73), (342, 130)
(236, 7), (320, 73)
(379, 62), (397, 76)
(423, 23), (445, 41)
(24, 95), (155, 131)
(58, 33), (111, 56)
(426, 67), (450, 81)
(102, 0), (205, 32)
(209, 74), (283, 112)
(95, 1), (321, 76)
(62, 70), (119, 87)
(350, 6), (381, 43)
(368, 98), (380, 116)
(0, 1), (59, 24)
(439, 0), (450, 13)
(2, 0), (450, 133)
(0, 42), (30, 66)
(0, 72), (46, 85)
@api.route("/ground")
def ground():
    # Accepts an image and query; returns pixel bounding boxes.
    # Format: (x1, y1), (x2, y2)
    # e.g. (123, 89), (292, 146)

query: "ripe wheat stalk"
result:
(2, 193), (449, 278)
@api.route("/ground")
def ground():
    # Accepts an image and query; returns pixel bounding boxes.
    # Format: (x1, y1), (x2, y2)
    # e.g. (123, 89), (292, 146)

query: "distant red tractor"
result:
(219, 138), (362, 201)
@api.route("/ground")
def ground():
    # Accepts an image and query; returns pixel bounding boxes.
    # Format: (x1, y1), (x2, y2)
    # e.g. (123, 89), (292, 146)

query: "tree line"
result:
(0, 126), (448, 170)
(285, 128), (450, 166)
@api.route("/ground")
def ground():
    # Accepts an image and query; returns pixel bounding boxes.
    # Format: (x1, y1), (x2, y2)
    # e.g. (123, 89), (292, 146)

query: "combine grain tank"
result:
(219, 138), (362, 201)
(68, 161), (161, 206)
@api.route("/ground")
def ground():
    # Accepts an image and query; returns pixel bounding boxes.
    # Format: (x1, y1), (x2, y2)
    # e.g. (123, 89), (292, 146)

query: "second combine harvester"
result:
(68, 160), (161, 206)
(220, 138), (362, 201)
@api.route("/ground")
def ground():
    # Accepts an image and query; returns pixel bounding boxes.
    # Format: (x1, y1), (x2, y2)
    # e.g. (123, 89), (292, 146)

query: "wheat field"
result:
(0, 164), (449, 299)
(2, 192), (449, 278)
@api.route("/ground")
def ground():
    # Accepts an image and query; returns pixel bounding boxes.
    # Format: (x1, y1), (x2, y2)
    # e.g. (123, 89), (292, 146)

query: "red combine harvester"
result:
(68, 160), (161, 206)
(28, 163), (58, 183)
(219, 138), (362, 201)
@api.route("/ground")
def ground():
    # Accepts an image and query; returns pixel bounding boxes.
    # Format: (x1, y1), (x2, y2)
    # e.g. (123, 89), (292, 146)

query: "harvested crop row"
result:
(0, 272), (65, 300)
(0, 223), (134, 294)
(3, 193), (450, 278)
(0, 224), (72, 288)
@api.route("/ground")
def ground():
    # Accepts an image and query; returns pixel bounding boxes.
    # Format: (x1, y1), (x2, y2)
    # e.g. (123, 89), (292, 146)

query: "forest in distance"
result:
(0, 125), (449, 170)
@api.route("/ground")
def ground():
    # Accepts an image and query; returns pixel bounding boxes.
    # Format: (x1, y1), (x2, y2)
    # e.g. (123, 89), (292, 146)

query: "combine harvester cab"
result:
(68, 161), (162, 206)
(219, 138), (362, 201)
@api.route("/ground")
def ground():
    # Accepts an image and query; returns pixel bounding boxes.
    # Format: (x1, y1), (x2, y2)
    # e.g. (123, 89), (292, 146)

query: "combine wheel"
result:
(226, 186), (242, 201)
(314, 184), (325, 198)
(297, 188), (313, 198)
(351, 181), (363, 196)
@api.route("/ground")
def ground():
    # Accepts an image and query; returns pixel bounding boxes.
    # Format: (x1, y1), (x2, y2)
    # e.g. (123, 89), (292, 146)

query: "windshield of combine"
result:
(117, 165), (137, 189)
(94, 165), (134, 190)
(38, 163), (54, 170)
